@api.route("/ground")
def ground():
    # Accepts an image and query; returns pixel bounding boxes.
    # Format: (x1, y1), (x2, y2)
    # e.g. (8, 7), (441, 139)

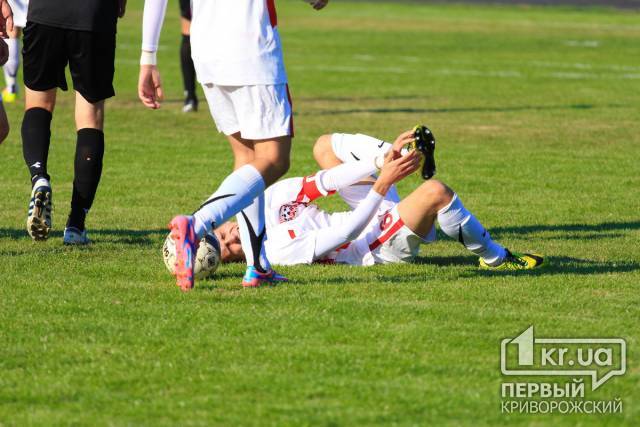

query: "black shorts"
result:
(180, 0), (192, 20)
(22, 22), (116, 104)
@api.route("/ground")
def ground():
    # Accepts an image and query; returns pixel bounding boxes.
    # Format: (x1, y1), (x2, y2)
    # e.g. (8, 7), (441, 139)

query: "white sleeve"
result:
(313, 189), (384, 259)
(316, 159), (377, 194)
(142, 0), (169, 52)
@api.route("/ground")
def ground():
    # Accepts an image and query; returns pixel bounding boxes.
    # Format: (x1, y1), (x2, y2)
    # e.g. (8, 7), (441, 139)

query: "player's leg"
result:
(64, 28), (116, 245)
(2, 26), (21, 103)
(179, 14), (197, 113)
(3, 0), (27, 101)
(238, 136), (291, 286)
(64, 94), (105, 244)
(21, 22), (68, 241)
(175, 84), (291, 290)
(313, 134), (342, 169)
(0, 102), (9, 143)
(22, 88), (57, 241)
(323, 132), (392, 165)
(398, 180), (543, 269)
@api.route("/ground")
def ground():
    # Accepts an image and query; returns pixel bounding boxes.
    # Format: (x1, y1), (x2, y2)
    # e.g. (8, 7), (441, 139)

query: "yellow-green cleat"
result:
(479, 250), (544, 270)
(2, 88), (17, 103)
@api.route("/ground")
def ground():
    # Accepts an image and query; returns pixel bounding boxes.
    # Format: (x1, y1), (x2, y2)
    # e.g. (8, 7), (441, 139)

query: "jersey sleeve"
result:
(142, 0), (169, 52)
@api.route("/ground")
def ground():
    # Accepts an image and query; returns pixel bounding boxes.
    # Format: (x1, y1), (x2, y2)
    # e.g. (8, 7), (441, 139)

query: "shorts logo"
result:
(379, 212), (393, 231)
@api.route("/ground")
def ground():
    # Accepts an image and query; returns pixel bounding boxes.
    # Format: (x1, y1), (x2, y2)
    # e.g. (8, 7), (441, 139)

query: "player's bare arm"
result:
(139, 0), (168, 109)
(0, 0), (13, 38)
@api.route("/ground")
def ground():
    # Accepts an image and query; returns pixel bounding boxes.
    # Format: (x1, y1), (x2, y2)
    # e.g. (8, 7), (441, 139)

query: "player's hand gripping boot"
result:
(408, 125), (436, 180)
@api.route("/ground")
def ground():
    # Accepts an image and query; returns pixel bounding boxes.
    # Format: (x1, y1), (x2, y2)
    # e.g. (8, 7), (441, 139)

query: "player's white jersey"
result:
(190, 0), (287, 86)
(9, 0), (28, 27)
(264, 175), (434, 266)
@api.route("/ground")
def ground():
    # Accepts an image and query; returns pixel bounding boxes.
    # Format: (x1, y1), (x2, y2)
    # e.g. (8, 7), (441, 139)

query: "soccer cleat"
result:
(2, 87), (17, 103)
(479, 250), (544, 270)
(182, 98), (198, 113)
(26, 185), (53, 241)
(168, 215), (198, 292)
(242, 266), (288, 288)
(407, 124), (437, 180)
(63, 227), (90, 245)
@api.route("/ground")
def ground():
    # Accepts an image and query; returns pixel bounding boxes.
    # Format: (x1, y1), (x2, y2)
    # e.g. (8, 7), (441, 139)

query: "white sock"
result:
(437, 194), (506, 266)
(237, 194), (271, 272)
(3, 38), (19, 91)
(331, 133), (410, 168)
(193, 164), (265, 239)
(33, 177), (50, 189)
(331, 133), (391, 165)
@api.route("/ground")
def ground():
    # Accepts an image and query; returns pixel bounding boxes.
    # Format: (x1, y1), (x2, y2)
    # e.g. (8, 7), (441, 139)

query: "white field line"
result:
(290, 65), (640, 80)
(564, 40), (601, 47)
(354, 55), (640, 74)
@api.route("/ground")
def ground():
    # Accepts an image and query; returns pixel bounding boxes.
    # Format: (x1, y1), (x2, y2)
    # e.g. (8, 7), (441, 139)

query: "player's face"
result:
(214, 222), (244, 263)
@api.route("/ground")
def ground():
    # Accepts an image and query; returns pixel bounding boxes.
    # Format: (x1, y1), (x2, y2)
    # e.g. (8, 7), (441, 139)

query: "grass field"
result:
(1, 1), (639, 425)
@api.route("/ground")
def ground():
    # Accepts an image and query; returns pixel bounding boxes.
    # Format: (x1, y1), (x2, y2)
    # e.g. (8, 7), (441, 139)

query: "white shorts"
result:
(8, 0), (27, 28)
(333, 205), (436, 266)
(202, 83), (293, 140)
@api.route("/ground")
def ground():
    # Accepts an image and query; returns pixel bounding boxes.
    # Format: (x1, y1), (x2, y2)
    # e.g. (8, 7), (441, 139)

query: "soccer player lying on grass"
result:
(215, 129), (544, 270)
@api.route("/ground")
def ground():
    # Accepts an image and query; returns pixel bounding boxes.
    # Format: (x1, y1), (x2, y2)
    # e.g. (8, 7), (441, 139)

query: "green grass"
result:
(1, 0), (639, 425)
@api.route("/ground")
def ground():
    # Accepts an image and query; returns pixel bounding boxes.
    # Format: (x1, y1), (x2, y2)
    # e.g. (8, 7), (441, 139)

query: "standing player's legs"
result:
(173, 84), (291, 290)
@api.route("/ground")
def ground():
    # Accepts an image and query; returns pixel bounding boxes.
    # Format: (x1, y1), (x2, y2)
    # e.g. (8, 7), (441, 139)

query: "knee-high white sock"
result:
(193, 164), (265, 239)
(331, 133), (391, 165)
(3, 38), (19, 91)
(331, 133), (410, 168)
(437, 194), (506, 266)
(237, 194), (271, 272)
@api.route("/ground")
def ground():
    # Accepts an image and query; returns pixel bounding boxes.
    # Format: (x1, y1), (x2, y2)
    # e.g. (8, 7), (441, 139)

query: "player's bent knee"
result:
(420, 180), (454, 206)
(313, 135), (332, 157)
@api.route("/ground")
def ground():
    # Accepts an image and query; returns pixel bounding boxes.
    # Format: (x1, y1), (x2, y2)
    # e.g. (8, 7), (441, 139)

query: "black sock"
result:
(22, 108), (52, 184)
(180, 34), (197, 102)
(67, 128), (104, 231)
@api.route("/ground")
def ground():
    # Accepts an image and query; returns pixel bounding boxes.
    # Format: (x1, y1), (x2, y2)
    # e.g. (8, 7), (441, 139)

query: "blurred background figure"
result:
(0, 37), (9, 143)
(179, 0), (197, 113)
(2, 0), (27, 103)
